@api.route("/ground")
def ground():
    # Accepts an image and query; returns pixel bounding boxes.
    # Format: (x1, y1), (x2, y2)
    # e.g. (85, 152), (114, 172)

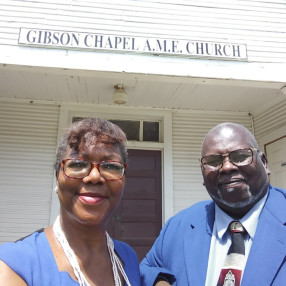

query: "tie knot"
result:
(229, 221), (244, 233)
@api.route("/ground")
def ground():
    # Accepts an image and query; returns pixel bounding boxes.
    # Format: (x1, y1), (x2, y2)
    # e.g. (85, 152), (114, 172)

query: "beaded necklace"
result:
(53, 216), (131, 286)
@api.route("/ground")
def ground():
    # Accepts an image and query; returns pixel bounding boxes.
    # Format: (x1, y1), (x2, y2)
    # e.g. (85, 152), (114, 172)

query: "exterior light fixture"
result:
(113, 84), (127, 104)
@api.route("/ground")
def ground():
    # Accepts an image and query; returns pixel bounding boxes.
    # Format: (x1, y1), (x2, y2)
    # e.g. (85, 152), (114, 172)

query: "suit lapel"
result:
(183, 202), (215, 285)
(242, 187), (286, 285)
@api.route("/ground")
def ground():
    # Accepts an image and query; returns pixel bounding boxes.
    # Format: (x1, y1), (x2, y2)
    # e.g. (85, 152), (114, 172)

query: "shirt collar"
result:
(215, 190), (268, 240)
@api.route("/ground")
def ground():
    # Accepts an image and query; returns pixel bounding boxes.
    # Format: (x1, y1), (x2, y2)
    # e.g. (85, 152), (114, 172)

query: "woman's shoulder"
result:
(0, 229), (48, 273)
(0, 259), (28, 285)
(113, 239), (139, 268)
(113, 239), (141, 285)
(0, 229), (58, 285)
(0, 229), (46, 257)
(113, 239), (138, 258)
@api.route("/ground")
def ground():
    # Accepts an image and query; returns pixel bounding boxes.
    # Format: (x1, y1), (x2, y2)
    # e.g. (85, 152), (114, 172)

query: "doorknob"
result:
(281, 162), (286, 167)
(113, 215), (121, 222)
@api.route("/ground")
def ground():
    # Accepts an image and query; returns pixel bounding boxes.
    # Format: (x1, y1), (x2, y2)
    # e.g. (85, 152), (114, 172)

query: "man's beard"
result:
(210, 180), (269, 210)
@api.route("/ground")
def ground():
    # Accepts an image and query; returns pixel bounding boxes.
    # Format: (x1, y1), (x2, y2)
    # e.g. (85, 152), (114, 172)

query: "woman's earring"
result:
(55, 185), (58, 193)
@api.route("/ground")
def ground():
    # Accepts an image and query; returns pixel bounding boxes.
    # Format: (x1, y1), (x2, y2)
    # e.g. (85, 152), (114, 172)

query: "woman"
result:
(0, 118), (140, 285)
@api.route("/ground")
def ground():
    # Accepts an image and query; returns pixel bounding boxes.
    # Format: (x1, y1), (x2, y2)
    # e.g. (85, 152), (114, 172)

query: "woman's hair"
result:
(54, 118), (127, 172)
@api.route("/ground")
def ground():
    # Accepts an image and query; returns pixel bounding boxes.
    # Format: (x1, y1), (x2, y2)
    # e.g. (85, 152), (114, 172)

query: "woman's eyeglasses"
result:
(61, 159), (127, 181)
(200, 148), (258, 171)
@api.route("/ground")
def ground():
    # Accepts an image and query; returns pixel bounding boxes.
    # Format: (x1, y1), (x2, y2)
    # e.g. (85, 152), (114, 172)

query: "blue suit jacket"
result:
(140, 185), (286, 285)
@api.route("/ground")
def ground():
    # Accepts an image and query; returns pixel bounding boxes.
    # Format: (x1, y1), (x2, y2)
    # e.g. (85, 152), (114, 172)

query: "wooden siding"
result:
(0, 0), (285, 63)
(253, 98), (286, 141)
(0, 100), (59, 243)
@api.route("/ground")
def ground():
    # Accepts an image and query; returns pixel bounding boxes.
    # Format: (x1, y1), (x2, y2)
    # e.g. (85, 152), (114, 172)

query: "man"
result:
(140, 122), (286, 285)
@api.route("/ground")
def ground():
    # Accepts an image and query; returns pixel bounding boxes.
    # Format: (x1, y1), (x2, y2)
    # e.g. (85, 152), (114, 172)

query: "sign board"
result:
(18, 28), (247, 61)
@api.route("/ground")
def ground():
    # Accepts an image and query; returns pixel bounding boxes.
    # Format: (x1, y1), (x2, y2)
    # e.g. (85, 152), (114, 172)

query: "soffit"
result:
(0, 64), (284, 113)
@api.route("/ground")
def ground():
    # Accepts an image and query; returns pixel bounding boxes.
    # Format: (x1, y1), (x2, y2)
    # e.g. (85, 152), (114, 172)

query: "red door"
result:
(107, 149), (162, 262)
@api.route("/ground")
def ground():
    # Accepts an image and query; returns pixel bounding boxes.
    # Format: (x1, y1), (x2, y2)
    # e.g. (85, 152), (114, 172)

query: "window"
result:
(111, 120), (160, 142)
(143, 121), (159, 142)
(72, 117), (160, 142)
(110, 120), (140, 141)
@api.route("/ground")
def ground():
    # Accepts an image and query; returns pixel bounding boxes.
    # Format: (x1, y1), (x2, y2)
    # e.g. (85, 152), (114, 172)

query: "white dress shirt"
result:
(205, 193), (268, 286)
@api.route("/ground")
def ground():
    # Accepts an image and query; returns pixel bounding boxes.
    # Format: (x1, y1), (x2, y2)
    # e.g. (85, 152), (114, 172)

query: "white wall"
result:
(0, 99), (59, 243)
(0, 0), (285, 84)
(253, 94), (286, 147)
(1, 0), (285, 63)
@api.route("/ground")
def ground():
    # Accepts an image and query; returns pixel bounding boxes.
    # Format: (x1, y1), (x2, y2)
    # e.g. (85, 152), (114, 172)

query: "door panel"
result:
(265, 136), (286, 189)
(107, 149), (162, 262)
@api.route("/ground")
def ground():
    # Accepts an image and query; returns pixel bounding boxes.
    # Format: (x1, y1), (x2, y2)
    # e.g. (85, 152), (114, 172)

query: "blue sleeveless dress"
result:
(0, 229), (140, 286)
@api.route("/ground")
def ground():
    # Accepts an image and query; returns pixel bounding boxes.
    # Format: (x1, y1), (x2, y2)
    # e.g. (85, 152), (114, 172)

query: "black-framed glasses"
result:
(61, 159), (127, 181)
(200, 148), (258, 171)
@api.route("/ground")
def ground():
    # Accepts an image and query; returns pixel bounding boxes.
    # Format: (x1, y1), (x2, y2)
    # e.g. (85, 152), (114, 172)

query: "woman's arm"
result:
(0, 260), (27, 286)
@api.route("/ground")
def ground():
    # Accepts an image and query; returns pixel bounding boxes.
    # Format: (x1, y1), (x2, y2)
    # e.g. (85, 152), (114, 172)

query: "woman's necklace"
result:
(53, 215), (131, 286)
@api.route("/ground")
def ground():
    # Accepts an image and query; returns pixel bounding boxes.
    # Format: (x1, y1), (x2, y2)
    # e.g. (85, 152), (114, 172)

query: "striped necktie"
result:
(217, 221), (245, 286)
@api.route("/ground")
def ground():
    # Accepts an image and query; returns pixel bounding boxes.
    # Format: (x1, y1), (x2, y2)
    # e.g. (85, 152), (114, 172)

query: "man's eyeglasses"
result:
(61, 159), (127, 181)
(200, 148), (258, 171)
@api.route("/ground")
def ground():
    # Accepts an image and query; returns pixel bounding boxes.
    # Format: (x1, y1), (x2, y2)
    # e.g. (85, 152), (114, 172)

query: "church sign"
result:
(18, 28), (247, 61)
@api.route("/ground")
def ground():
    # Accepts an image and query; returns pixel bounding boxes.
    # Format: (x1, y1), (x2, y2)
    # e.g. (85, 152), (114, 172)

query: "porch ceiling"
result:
(0, 64), (285, 113)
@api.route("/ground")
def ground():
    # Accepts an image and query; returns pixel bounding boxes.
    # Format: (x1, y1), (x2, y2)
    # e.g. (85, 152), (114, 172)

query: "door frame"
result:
(49, 103), (174, 225)
(258, 125), (286, 155)
(257, 124), (286, 187)
(264, 135), (286, 188)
